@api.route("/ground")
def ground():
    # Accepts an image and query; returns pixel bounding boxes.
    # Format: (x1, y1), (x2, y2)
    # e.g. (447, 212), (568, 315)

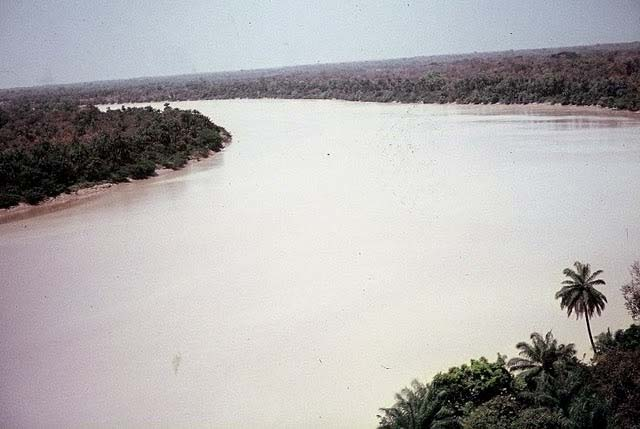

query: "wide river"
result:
(1, 99), (639, 428)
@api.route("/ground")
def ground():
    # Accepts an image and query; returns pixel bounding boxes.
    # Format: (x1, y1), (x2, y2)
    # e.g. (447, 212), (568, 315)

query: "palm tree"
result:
(377, 380), (454, 429)
(507, 331), (577, 380)
(555, 261), (607, 354)
(508, 332), (600, 425)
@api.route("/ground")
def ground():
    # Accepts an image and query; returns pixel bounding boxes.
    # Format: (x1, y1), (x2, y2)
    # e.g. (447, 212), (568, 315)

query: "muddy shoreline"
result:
(0, 149), (225, 225)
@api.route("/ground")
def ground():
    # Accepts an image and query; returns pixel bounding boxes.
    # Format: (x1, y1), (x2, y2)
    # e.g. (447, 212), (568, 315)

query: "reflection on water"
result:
(1, 100), (639, 428)
(487, 117), (635, 130)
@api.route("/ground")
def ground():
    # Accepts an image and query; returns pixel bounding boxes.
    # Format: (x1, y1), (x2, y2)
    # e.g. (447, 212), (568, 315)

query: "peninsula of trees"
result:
(1, 42), (639, 111)
(0, 102), (230, 208)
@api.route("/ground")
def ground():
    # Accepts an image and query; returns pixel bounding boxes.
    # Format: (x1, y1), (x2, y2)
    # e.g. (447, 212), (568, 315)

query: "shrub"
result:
(162, 153), (189, 170)
(0, 192), (21, 209)
(23, 188), (46, 205)
(109, 168), (130, 183)
(129, 160), (157, 180)
(512, 408), (566, 429)
(462, 394), (521, 429)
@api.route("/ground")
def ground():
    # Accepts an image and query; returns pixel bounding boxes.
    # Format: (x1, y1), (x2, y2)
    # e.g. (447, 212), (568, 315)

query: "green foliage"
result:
(506, 332), (606, 428)
(380, 260), (637, 429)
(2, 43), (638, 111)
(381, 324), (640, 429)
(593, 347), (640, 428)
(23, 188), (46, 205)
(510, 407), (566, 429)
(0, 192), (20, 208)
(556, 262), (607, 320)
(0, 103), (230, 207)
(128, 159), (157, 180)
(378, 356), (511, 429)
(507, 331), (577, 381)
(431, 356), (512, 419)
(518, 366), (599, 424)
(595, 324), (640, 353)
(162, 152), (189, 170)
(377, 380), (453, 429)
(621, 261), (640, 321)
(462, 394), (521, 429)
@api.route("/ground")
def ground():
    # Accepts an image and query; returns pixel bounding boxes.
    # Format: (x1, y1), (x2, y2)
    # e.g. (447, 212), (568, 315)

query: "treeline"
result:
(1, 42), (639, 110)
(377, 262), (640, 429)
(0, 102), (230, 208)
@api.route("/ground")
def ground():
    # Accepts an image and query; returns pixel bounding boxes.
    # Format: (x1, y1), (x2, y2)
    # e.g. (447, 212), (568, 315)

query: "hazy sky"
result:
(1, 0), (639, 89)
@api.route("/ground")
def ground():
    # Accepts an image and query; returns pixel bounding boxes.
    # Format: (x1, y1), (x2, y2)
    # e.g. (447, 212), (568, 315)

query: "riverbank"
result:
(0, 148), (226, 225)
(118, 98), (640, 117)
(0, 102), (230, 216)
(2, 99), (637, 225)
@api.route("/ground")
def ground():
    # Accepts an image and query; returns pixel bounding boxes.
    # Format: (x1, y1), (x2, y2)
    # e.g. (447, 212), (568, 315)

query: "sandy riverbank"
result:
(111, 98), (640, 116)
(0, 149), (225, 225)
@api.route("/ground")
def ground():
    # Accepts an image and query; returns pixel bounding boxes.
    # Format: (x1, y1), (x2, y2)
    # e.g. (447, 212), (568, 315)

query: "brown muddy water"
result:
(1, 99), (639, 428)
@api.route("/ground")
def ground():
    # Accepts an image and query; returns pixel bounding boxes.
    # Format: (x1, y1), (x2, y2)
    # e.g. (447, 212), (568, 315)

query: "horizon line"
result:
(1, 39), (638, 92)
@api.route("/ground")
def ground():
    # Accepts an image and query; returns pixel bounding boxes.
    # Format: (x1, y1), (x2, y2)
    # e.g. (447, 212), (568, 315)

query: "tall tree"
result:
(555, 261), (607, 354)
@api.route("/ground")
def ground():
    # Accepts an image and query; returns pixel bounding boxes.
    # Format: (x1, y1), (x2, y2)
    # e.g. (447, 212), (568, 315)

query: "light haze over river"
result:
(1, 99), (639, 428)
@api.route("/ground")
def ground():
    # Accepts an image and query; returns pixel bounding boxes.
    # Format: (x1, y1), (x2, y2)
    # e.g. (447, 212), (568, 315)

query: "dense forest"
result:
(1, 42), (639, 110)
(377, 262), (640, 429)
(0, 102), (230, 208)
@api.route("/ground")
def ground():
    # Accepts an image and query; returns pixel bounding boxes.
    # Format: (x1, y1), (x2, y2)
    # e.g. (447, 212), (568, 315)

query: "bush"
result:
(463, 394), (521, 429)
(162, 153), (189, 170)
(512, 408), (566, 429)
(129, 160), (156, 180)
(594, 349), (640, 428)
(0, 192), (21, 209)
(110, 168), (131, 183)
(23, 188), (46, 205)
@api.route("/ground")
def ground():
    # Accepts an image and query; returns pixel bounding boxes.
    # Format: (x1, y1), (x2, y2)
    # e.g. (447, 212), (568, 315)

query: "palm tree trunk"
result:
(585, 312), (597, 354)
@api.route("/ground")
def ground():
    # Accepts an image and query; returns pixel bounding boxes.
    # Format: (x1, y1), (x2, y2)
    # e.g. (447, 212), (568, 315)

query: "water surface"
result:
(1, 100), (639, 428)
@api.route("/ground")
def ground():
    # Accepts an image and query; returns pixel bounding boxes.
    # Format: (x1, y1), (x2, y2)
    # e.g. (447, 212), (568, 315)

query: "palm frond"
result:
(562, 268), (582, 283)
(587, 269), (603, 282)
(507, 357), (537, 371)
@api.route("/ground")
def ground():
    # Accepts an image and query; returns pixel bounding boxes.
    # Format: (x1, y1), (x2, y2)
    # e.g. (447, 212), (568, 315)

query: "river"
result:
(1, 99), (639, 428)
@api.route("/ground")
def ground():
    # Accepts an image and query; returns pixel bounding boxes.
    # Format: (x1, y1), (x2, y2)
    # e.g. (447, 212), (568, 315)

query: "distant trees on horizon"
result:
(1, 43), (639, 111)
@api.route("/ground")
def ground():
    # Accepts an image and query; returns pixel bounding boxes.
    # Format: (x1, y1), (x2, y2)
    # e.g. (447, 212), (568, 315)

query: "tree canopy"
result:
(379, 324), (639, 429)
(1, 43), (639, 111)
(0, 102), (230, 208)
